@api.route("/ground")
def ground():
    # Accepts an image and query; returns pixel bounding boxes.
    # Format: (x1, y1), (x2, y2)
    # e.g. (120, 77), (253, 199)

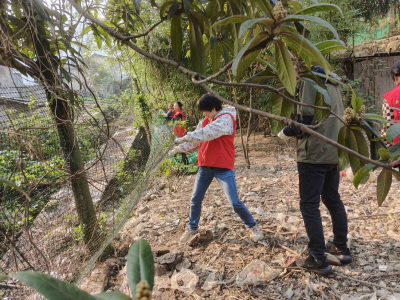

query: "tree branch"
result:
(122, 18), (165, 40)
(201, 78), (348, 127)
(191, 61), (233, 84)
(68, 0), (395, 170)
(201, 83), (395, 170)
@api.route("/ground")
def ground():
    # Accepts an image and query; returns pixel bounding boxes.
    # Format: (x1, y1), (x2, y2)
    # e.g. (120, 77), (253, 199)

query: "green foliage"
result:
(274, 40), (297, 96)
(2, 240), (155, 300)
(377, 169), (392, 206)
(269, 88), (294, 134)
(127, 240), (155, 299)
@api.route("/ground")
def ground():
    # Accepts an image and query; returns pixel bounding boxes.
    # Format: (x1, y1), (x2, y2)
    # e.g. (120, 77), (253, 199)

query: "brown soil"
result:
(102, 134), (400, 299)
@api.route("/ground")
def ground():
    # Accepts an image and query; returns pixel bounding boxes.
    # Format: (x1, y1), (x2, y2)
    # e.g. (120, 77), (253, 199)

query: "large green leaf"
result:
(82, 26), (91, 35)
(183, 0), (192, 12)
(353, 165), (372, 189)
(232, 31), (270, 80)
(94, 292), (132, 300)
(188, 16), (207, 75)
(274, 40), (296, 96)
(10, 271), (97, 300)
(288, 1), (303, 12)
(280, 15), (341, 40)
(363, 114), (389, 122)
(210, 43), (223, 73)
(352, 129), (369, 167)
(127, 240), (154, 300)
(389, 143), (400, 160)
(212, 15), (252, 27)
(132, 0), (141, 14)
(378, 148), (391, 161)
(61, 68), (71, 83)
(238, 18), (273, 39)
(386, 122), (400, 143)
(253, 0), (274, 19)
(343, 126), (361, 174)
(225, 0), (242, 55)
(167, 2), (181, 19)
(171, 15), (183, 62)
(97, 27), (112, 48)
(338, 126), (350, 171)
(315, 40), (346, 55)
(90, 25), (102, 49)
(270, 89), (294, 134)
(160, 1), (174, 18)
(314, 92), (328, 123)
(279, 28), (330, 75)
(206, 0), (223, 23)
(295, 3), (342, 16)
(246, 68), (278, 83)
(0, 177), (30, 201)
(191, 10), (206, 34)
(377, 169), (392, 206)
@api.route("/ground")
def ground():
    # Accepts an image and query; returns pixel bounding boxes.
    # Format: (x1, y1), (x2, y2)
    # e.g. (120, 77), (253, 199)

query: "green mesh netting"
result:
(0, 83), (193, 298)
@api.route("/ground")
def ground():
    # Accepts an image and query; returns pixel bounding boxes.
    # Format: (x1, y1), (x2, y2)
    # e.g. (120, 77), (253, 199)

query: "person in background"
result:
(171, 101), (189, 165)
(170, 94), (264, 243)
(278, 66), (351, 276)
(165, 103), (174, 118)
(382, 61), (400, 155)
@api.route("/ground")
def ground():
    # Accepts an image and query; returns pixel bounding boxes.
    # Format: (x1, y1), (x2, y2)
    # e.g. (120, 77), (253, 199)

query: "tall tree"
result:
(0, 0), (98, 247)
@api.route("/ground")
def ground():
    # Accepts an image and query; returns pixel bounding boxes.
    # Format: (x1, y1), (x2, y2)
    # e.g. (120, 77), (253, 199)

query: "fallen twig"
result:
(333, 270), (400, 293)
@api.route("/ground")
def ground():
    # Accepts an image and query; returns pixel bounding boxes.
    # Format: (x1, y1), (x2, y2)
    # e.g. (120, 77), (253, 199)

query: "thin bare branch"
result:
(191, 61), (233, 84)
(122, 18), (165, 40)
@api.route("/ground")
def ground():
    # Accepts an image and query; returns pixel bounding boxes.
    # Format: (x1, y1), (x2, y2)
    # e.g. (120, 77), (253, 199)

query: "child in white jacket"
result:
(170, 94), (264, 243)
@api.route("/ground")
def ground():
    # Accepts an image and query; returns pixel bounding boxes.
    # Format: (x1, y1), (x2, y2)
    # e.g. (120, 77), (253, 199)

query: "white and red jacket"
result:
(171, 105), (237, 169)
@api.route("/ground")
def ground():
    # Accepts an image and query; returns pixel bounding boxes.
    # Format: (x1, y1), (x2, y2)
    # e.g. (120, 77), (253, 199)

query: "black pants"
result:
(297, 163), (348, 260)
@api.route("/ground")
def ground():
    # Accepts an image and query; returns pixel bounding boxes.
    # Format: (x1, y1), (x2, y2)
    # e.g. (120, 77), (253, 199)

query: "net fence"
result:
(0, 83), (186, 298)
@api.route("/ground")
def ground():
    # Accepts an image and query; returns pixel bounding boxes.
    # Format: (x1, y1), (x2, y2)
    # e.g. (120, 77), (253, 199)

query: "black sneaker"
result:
(296, 254), (332, 276)
(326, 242), (352, 264)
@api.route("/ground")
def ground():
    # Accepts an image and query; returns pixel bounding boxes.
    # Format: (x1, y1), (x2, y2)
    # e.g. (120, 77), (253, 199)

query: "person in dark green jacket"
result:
(279, 66), (351, 276)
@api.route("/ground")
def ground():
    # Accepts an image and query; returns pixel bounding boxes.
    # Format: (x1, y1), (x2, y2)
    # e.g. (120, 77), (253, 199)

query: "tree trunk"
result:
(133, 79), (152, 147)
(99, 127), (150, 206)
(28, 14), (98, 247)
(48, 93), (98, 246)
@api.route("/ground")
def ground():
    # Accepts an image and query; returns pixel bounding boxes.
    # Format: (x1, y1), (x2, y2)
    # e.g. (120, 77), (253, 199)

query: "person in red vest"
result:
(170, 94), (264, 243)
(170, 101), (188, 165)
(382, 61), (400, 148)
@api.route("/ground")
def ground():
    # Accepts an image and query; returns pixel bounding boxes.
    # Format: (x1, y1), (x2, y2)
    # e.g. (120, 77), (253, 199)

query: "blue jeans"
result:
(188, 167), (257, 230)
(297, 163), (348, 260)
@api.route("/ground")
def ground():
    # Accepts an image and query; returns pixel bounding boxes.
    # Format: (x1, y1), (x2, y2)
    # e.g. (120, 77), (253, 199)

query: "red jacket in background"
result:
(383, 83), (400, 145)
(173, 111), (186, 138)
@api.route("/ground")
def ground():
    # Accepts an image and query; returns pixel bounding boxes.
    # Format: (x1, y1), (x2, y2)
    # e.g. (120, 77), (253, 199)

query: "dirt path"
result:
(97, 134), (400, 300)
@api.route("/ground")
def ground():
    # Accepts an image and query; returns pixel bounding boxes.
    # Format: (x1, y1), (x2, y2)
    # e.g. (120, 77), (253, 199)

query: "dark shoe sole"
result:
(296, 261), (332, 276)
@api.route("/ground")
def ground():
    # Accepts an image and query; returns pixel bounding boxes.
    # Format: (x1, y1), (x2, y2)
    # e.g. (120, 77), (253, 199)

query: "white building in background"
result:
(66, 53), (128, 97)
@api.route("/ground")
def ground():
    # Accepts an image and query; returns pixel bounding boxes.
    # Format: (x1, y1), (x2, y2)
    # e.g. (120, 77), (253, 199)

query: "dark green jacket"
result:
(296, 75), (344, 164)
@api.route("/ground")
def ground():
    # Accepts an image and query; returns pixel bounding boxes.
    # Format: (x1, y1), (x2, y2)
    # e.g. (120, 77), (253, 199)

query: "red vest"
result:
(383, 84), (400, 145)
(198, 113), (236, 169)
(173, 111), (186, 138)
